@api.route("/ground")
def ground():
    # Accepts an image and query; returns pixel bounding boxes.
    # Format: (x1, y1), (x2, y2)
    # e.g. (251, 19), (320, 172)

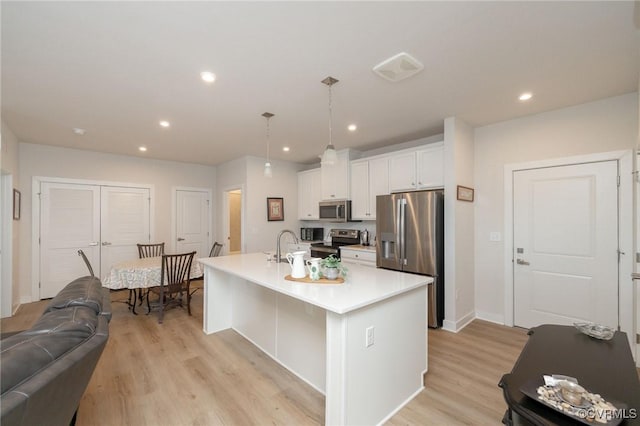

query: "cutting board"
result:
(284, 274), (344, 284)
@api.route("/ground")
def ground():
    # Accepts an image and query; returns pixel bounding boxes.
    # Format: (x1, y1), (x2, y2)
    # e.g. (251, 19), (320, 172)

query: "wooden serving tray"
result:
(284, 274), (344, 284)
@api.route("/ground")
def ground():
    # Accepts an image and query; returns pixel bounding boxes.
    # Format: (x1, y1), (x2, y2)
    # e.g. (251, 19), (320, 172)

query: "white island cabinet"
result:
(199, 253), (430, 426)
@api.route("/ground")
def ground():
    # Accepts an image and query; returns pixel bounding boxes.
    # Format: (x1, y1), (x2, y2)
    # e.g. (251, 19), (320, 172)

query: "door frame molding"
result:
(31, 176), (155, 302)
(503, 150), (634, 344)
(1, 173), (13, 317)
(170, 186), (213, 254)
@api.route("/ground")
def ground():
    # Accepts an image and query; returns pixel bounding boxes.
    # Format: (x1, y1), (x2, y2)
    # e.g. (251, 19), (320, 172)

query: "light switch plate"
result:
(489, 232), (501, 242)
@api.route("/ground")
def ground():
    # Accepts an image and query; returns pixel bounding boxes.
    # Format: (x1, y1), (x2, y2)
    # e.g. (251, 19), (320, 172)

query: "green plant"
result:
(320, 254), (348, 277)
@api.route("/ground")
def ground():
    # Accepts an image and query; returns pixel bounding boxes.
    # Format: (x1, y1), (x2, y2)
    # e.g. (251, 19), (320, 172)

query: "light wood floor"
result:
(1, 283), (531, 425)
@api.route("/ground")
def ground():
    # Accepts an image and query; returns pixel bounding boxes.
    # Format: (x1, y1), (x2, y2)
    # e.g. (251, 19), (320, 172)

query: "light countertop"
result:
(340, 244), (376, 252)
(198, 252), (429, 314)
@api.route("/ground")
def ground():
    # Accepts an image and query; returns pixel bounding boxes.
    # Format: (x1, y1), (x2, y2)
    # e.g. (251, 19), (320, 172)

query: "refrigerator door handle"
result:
(398, 198), (406, 264)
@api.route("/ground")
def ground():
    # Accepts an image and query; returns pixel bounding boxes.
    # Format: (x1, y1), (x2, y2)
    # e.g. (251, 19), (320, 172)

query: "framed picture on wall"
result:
(456, 185), (474, 202)
(267, 197), (284, 221)
(13, 189), (21, 220)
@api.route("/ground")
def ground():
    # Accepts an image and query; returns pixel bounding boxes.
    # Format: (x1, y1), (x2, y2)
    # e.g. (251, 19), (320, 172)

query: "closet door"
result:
(40, 182), (100, 298)
(100, 186), (150, 279)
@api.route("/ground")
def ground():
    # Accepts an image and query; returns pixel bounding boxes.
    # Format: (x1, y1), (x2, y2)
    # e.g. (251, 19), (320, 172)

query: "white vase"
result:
(323, 267), (339, 280)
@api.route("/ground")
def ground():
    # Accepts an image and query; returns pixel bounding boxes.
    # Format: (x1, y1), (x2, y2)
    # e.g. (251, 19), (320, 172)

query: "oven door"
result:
(310, 245), (337, 259)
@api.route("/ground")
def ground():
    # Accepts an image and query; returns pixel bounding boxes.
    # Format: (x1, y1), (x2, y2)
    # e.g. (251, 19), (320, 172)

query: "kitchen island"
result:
(199, 253), (431, 426)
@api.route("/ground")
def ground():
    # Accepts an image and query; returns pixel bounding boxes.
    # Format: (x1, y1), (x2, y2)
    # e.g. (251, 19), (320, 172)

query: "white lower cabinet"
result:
(340, 248), (376, 267)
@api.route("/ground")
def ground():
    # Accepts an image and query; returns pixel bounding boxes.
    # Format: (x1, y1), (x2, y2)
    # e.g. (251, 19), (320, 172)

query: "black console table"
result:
(499, 324), (640, 425)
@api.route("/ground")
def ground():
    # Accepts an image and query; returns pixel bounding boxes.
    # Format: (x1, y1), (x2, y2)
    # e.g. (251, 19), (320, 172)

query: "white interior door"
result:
(513, 161), (619, 329)
(176, 189), (210, 259)
(100, 186), (150, 279)
(40, 182), (100, 298)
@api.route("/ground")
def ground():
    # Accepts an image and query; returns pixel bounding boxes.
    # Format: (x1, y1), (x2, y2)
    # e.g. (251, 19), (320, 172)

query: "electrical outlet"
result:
(366, 326), (375, 347)
(489, 232), (501, 242)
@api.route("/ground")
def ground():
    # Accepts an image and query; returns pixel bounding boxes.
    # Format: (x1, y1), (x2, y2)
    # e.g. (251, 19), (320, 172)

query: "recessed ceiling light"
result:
(348, 124), (357, 132)
(200, 71), (216, 83)
(72, 127), (86, 135)
(159, 120), (170, 128)
(139, 146), (147, 152)
(282, 146), (290, 152)
(519, 92), (533, 101)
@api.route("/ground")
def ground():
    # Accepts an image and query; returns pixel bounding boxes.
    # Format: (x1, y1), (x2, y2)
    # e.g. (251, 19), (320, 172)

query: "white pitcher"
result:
(286, 251), (307, 279)
(306, 258), (322, 281)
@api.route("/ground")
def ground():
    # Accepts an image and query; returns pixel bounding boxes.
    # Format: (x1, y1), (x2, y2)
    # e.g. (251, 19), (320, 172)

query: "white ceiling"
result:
(2, 1), (638, 166)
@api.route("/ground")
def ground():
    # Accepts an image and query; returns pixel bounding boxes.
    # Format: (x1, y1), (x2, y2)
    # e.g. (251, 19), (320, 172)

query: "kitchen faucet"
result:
(276, 229), (299, 263)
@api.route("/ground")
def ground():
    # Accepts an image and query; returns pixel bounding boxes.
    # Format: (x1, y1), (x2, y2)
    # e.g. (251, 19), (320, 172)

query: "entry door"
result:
(176, 190), (210, 259)
(100, 186), (150, 278)
(513, 161), (619, 328)
(41, 182), (100, 298)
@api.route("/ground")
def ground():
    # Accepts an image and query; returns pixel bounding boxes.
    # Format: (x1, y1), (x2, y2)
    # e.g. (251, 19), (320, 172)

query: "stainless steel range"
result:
(310, 229), (360, 259)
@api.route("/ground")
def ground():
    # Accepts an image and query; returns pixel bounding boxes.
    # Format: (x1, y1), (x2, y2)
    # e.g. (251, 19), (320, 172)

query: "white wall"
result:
(443, 117), (475, 331)
(1, 121), (20, 313)
(216, 157), (247, 253)
(215, 156), (302, 254)
(244, 156), (302, 253)
(474, 92), (638, 323)
(19, 142), (217, 302)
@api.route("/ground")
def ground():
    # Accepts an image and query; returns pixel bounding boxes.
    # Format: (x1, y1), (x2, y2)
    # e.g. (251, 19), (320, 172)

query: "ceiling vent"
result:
(372, 52), (424, 83)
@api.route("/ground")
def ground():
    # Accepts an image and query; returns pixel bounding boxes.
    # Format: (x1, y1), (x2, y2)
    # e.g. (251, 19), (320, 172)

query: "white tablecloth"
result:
(102, 256), (203, 290)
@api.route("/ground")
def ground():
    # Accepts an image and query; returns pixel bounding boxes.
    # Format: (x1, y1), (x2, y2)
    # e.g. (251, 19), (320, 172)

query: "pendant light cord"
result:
(328, 82), (333, 147)
(266, 116), (270, 162)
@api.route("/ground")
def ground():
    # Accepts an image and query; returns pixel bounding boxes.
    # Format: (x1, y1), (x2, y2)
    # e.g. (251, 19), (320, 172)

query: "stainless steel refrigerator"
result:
(376, 190), (444, 328)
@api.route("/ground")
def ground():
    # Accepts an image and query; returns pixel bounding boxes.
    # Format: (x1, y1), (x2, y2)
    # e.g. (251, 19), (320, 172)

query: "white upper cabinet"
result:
(416, 145), (444, 189)
(351, 157), (389, 220)
(388, 151), (417, 192)
(321, 150), (351, 200)
(298, 168), (322, 220)
(389, 142), (444, 192)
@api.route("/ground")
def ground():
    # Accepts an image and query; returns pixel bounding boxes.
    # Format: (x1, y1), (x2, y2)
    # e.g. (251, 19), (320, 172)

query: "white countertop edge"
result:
(198, 254), (430, 315)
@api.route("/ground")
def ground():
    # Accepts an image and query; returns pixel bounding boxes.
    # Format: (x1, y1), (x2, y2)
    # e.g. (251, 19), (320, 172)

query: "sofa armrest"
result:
(1, 314), (109, 425)
(44, 276), (104, 315)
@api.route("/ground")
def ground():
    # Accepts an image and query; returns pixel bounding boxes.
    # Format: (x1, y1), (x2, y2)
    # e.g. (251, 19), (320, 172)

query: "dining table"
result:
(102, 256), (203, 314)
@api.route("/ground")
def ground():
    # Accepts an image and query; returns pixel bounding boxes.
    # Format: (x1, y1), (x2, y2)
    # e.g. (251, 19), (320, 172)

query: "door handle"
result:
(177, 238), (185, 241)
(516, 259), (530, 265)
(88, 242), (99, 246)
(101, 241), (111, 246)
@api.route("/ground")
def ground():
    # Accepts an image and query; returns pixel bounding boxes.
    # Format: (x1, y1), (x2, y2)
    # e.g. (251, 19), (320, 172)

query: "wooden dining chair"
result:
(135, 243), (165, 304)
(77, 249), (95, 277)
(209, 242), (223, 257)
(190, 242), (223, 295)
(146, 251), (196, 324)
(137, 242), (165, 259)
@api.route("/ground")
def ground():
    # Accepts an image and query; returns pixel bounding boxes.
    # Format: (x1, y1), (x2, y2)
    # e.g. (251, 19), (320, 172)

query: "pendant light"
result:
(321, 76), (339, 166)
(262, 112), (274, 178)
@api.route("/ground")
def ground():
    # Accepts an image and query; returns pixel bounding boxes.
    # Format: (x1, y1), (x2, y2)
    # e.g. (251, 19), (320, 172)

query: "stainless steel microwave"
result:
(319, 200), (352, 222)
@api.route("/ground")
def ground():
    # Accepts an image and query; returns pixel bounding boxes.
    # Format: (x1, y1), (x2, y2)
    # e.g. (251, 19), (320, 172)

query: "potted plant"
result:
(321, 254), (348, 279)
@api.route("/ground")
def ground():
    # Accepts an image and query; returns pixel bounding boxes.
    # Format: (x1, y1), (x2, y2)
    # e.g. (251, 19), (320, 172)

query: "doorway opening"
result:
(228, 190), (242, 254)
(224, 188), (243, 254)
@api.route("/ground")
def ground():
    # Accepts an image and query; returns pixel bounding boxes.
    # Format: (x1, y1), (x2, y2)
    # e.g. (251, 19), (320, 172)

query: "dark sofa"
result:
(1, 276), (111, 426)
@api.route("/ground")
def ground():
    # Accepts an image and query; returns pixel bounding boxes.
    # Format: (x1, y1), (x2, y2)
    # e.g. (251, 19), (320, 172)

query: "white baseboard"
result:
(20, 295), (33, 305)
(475, 310), (505, 325)
(442, 310), (475, 333)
